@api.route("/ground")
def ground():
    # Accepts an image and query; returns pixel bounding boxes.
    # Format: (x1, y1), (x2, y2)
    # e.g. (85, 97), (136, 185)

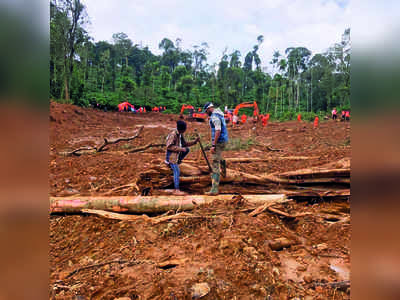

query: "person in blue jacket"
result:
(203, 102), (229, 195)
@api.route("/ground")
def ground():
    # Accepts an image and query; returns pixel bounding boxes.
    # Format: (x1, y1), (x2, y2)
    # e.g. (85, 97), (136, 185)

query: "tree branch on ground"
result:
(127, 142), (165, 153)
(66, 126), (144, 156)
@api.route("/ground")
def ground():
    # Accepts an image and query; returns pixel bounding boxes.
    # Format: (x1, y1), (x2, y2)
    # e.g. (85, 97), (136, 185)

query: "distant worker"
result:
(232, 114), (238, 126)
(241, 114), (247, 124)
(165, 120), (200, 195)
(341, 110), (345, 121)
(204, 102), (229, 195)
(314, 116), (319, 129)
(345, 110), (350, 121)
(144, 107), (146, 113)
(332, 108), (337, 120)
(252, 110), (258, 124)
(227, 112), (233, 124)
(297, 114), (302, 122)
(262, 114), (268, 127)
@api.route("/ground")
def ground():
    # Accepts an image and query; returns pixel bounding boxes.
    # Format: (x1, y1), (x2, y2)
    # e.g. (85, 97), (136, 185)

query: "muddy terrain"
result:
(49, 101), (351, 299)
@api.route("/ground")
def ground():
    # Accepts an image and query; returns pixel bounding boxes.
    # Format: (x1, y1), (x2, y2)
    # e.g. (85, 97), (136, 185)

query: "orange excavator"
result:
(180, 104), (207, 122)
(233, 101), (259, 117)
(180, 104), (195, 115)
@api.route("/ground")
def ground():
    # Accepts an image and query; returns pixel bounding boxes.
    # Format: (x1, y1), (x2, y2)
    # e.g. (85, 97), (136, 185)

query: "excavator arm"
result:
(233, 101), (259, 116)
(180, 104), (195, 115)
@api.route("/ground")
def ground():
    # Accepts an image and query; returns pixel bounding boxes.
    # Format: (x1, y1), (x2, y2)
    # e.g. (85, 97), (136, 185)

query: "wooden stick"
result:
(267, 206), (312, 218)
(195, 129), (212, 173)
(127, 143), (165, 153)
(67, 147), (96, 156)
(81, 209), (150, 221)
(249, 199), (293, 217)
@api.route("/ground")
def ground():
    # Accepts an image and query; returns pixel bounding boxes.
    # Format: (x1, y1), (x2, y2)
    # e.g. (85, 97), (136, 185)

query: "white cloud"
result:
(81, 0), (351, 68)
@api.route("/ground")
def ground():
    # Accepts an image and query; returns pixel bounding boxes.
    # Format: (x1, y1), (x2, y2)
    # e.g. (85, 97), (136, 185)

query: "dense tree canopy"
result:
(50, 0), (350, 118)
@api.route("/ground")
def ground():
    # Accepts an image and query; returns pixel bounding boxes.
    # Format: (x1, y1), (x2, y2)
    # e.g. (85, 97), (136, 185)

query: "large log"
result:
(50, 194), (288, 214)
(134, 158), (350, 197)
(184, 156), (319, 164)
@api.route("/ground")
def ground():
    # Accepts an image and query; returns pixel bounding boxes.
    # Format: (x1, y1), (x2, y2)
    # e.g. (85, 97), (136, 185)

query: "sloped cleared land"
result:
(49, 101), (351, 299)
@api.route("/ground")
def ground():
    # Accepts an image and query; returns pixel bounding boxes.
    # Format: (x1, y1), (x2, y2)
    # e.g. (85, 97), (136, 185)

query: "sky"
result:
(81, 0), (352, 71)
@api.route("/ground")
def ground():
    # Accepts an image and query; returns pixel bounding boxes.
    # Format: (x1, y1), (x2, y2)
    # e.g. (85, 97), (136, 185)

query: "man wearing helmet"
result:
(203, 102), (229, 195)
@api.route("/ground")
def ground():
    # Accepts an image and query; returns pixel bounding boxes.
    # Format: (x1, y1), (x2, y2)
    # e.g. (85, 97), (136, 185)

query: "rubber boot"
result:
(205, 174), (220, 196)
(220, 159), (226, 178)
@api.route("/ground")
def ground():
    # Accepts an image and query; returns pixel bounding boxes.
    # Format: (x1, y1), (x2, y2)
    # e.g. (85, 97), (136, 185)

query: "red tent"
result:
(118, 102), (134, 112)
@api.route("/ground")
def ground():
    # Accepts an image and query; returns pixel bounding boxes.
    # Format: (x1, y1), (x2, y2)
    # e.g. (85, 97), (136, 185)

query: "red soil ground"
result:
(49, 101), (351, 299)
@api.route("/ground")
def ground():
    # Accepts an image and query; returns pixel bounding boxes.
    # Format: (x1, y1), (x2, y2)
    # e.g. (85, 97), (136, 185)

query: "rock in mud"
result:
(268, 237), (293, 251)
(191, 282), (210, 299)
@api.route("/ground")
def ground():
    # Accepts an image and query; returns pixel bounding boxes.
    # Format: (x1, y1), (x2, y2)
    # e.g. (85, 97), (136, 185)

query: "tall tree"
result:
(112, 32), (133, 68)
(58, 0), (87, 101)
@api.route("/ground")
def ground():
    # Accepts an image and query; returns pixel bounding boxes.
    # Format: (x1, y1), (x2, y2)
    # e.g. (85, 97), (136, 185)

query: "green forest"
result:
(50, 0), (350, 119)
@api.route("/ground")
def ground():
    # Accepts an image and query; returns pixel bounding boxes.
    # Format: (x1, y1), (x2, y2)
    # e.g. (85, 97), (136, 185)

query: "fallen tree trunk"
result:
(184, 156), (319, 164)
(134, 159), (350, 198)
(50, 194), (288, 214)
(282, 189), (350, 198)
(262, 174), (350, 184)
